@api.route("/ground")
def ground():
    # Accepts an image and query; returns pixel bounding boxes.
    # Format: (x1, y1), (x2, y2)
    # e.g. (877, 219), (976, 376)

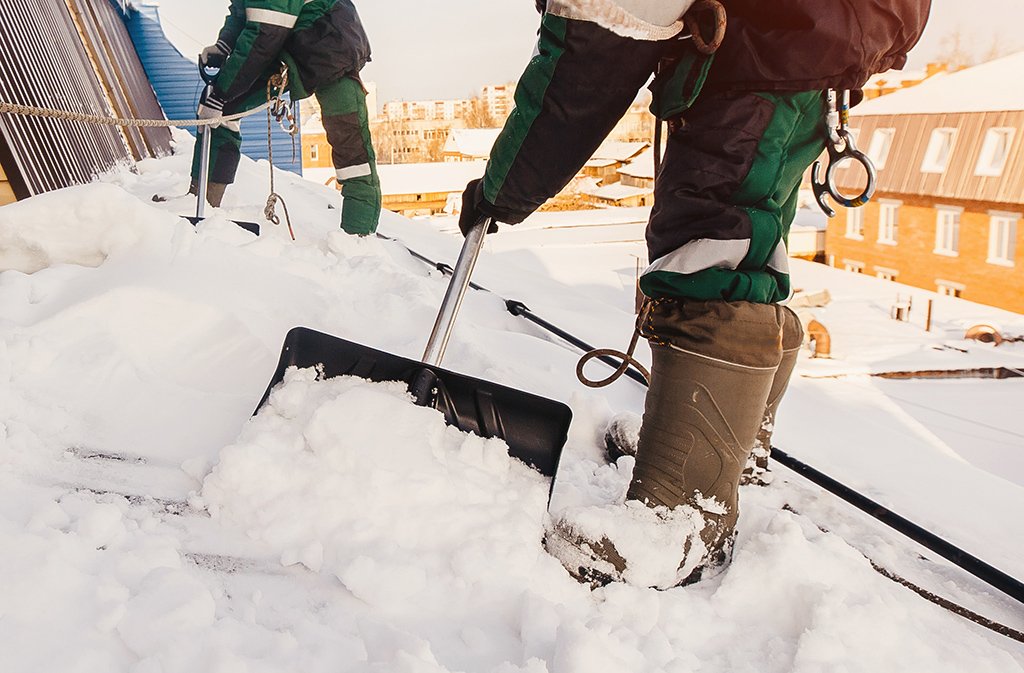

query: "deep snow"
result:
(1, 130), (1023, 672)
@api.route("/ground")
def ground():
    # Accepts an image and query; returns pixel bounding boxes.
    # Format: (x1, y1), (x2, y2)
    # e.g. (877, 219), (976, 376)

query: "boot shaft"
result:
(628, 299), (783, 553)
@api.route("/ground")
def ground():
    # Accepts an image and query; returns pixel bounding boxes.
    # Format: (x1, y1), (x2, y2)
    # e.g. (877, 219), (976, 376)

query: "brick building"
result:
(827, 52), (1024, 313)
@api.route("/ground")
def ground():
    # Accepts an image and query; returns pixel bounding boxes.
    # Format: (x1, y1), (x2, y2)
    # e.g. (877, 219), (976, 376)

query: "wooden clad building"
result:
(0, 0), (172, 206)
(828, 52), (1024, 314)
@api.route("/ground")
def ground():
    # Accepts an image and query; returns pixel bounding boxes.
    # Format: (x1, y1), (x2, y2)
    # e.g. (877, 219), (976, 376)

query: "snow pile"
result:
(0, 138), (1022, 671)
(200, 366), (553, 606)
(0, 183), (174, 274)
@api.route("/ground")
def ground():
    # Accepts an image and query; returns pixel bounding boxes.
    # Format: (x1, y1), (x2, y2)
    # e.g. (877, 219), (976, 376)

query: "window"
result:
(878, 202), (899, 244)
(843, 260), (865, 273)
(989, 214), (1018, 265)
(921, 128), (957, 173)
(934, 208), (961, 256)
(936, 281), (964, 298)
(975, 128), (1015, 177)
(876, 270), (897, 281)
(846, 206), (864, 239)
(867, 128), (896, 169)
(310, 143), (319, 161)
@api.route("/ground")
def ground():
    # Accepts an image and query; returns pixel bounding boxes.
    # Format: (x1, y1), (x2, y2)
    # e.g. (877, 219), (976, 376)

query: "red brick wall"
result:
(825, 193), (1024, 313)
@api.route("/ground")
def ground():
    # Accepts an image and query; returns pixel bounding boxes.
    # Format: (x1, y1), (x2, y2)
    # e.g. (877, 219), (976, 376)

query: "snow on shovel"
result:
(253, 218), (573, 478)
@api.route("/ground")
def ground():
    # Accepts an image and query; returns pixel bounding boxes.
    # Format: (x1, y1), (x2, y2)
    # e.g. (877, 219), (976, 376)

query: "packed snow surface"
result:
(1, 131), (1023, 671)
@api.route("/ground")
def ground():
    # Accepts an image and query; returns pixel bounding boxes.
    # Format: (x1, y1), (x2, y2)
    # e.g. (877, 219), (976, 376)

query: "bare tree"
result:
(463, 95), (495, 129)
(370, 116), (410, 165)
(937, 29), (1021, 71)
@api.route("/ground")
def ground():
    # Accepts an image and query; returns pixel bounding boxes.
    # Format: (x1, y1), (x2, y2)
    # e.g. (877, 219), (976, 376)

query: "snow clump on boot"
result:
(544, 500), (707, 590)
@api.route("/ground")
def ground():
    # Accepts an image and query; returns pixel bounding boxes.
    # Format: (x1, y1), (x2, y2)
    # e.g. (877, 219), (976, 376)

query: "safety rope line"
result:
(781, 505), (1024, 645)
(575, 298), (651, 388)
(263, 68), (296, 240)
(3, 64), (299, 238)
(0, 99), (271, 128)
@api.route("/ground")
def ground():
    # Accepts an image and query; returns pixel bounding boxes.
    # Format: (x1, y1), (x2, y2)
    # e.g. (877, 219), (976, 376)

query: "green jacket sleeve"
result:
(215, 0), (303, 102)
(479, 13), (666, 224)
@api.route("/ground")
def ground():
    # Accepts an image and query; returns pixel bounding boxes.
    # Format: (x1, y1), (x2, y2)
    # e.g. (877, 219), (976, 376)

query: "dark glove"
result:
(197, 87), (239, 132)
(197, 86), (224, 121)
(459, 179), (499, 237)
(535, 0), (546, 13)
(199, 41), (229, 71)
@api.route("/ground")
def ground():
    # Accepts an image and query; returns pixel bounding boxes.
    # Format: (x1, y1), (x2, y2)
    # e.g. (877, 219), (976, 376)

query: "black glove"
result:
(535, 0), (546, 13)
(459, 179), (499, 237)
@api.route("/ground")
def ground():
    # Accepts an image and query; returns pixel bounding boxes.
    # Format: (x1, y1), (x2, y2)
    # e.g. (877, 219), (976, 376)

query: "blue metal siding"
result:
(118, 2), (302, 175)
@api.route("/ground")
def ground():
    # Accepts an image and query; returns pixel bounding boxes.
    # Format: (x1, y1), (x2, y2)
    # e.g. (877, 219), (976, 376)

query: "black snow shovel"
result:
(254, 219), (573, 478)
(185, 65), (260, 236)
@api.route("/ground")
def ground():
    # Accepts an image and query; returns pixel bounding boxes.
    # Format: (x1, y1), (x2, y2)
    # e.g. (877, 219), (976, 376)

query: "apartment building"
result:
(827, 52), (1024, 313)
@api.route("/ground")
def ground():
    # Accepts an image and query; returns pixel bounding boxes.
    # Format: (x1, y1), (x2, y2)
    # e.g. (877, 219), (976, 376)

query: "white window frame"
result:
(934, 207), (962, 257)
(878, 200), (900, 245)
(867, 128), (896, 169)
(921, 128), (957, 174)
(875, 266), (898, 281)
(843, 259), (865, 274)
(310, 143), (319, 162)
(974, 128), (1016, 177)
(936, 279), (965, 298)
(845, 206), (864, 240)
(988, 211), (1019, 266)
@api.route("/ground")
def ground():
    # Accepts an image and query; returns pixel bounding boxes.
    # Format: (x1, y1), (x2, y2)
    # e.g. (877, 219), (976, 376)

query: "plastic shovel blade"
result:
(184, 216), (260, 236)
(254, 327), (572, 478)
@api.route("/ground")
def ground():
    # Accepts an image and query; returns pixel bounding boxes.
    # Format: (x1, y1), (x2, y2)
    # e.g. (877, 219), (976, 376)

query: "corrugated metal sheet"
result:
(0, 0), (173, 199)
(839, 111), (1024, 207)
(69, 0), (172, 159)
(0, 0), (134, 197)
(123, 3), (302, 175)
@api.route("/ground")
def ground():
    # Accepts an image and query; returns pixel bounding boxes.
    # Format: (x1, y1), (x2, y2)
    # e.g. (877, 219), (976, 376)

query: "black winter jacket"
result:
(707, 0), (931, 93)
(479, 0), (931, 225)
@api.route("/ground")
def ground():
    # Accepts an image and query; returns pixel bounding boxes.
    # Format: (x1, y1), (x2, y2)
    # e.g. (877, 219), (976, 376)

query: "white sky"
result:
(152, 0), (1024, 109)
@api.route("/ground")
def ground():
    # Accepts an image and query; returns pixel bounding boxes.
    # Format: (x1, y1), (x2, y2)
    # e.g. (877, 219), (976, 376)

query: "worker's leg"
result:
(316, 77), (381, 235)
(188, 85), (267, 206)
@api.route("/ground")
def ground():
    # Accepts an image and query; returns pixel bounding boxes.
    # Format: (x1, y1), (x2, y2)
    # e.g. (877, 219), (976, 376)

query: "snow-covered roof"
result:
(581, 182), (652, 201)
(618, 147), (655, 179)
(3, 145), (1024, 670)
(853, 50), (1024, 116)
(592, 140), (649, 163)
(864, 68), (929, 89)
(376, 161), (487, 196)
(789, 206), (829, 232)
(442, 128), (503, 158)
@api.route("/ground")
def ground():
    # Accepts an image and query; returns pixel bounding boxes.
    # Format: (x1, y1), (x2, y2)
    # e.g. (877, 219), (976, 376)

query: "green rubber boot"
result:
(546, 299), (784, 588)
(741, 306), (803, 486)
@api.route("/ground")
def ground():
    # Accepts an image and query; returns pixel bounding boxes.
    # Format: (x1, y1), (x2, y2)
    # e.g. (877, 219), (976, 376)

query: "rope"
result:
(0, 99), (271, 128)
(575, 299), (652, 388)
(263, 68), (296, 240)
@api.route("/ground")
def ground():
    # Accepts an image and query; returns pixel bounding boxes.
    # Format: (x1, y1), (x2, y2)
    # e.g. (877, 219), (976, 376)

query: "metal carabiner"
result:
(811, 89), (877, 217)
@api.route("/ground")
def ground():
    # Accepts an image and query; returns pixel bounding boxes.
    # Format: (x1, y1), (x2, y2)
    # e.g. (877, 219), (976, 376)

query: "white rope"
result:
(0, 99), (272, 128)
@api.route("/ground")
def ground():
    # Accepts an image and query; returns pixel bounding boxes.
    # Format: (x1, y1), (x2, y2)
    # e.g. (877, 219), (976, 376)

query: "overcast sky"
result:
(153, 0), (1024, 110)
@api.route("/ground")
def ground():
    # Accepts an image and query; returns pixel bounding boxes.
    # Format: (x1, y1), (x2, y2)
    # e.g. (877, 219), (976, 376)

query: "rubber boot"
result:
(546, 299), (783, 588)
(741, 306), (803, 486)
(187, 178), (228, 208)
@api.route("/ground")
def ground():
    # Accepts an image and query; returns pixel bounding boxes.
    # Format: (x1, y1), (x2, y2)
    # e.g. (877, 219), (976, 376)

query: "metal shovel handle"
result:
(421, 217), (491, 366)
